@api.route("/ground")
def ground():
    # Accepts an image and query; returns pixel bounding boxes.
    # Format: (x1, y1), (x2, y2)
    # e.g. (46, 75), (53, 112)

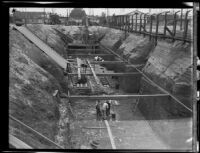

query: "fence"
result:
(101, 10), (193, 44)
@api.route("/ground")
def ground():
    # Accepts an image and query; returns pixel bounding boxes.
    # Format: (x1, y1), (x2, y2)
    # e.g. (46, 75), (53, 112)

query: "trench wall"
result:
(99, 26), (193, 119)
(138, 40), (193, 119)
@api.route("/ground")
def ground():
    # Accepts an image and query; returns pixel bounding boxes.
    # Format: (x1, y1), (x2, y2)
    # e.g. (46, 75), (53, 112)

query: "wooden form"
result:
(68, 94), (169, 100)
(68, 72), (141, 76)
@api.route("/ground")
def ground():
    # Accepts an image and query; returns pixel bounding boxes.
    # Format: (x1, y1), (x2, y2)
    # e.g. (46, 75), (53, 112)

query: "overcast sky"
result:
(10, 8), (192, 16)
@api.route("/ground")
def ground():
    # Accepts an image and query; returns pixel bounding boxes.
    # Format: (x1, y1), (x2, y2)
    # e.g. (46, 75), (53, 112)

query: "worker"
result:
(96, 100), (102, 121)
(106, 100), (111, 120)
(102, 102), (109, 120)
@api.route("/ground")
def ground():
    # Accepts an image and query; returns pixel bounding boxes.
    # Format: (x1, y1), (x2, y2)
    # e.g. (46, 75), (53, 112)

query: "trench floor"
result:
(69, 59), (192, 150)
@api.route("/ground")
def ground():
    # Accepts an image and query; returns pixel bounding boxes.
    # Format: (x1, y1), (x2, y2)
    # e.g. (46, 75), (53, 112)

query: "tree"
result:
(69, 8), (86, 19)
(49, 13), (61, 25)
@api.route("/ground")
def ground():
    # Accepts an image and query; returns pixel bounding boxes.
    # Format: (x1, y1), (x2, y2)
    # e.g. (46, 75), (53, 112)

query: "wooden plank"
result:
(67, 54), (114, 57)
(90, 61), (127, 64)
(68, 94), (169, 100)
(87, 60), (101, 85)
(13, 26), (69, 69)
(9, 134), (32, 149)
(68, 43), (99, 47)
(104, 120), (116, 149)
(83, 127), (107, 129)
(68, 72), (141, 76)
(67, 48), (101, 51)
(76, 58), (82, 80)
(165, 26), (174, 37)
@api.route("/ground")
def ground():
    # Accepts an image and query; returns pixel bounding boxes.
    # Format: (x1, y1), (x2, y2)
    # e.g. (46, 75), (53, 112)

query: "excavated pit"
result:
(9, 24), (193, 149)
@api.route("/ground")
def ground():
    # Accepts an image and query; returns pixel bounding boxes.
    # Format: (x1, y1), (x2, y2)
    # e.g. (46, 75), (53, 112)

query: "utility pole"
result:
(149, 9), (151, 14)
(25, 8), (27, 26)
(43, 8), (45, 24)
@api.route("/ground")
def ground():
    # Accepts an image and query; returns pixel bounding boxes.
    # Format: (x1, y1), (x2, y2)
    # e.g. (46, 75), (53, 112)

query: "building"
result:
(68, 17), (83, 25)
(126, 10), (148, 24)
(88, 16), (100, 25)
(13, 11), (49, 24)
(59, 16), (68, 25)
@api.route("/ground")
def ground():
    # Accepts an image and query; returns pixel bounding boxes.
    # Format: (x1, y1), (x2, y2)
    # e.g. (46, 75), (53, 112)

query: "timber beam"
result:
(68, 94), (169, 100)
(67, 48), (102, 51)
(90, 61), (128, 64)
(68, 72), (141, 76)
(67, 54), (114, 57)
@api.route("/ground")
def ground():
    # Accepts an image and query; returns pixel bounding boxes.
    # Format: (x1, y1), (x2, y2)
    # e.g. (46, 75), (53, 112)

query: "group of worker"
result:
(95, 100), (113, 121)
(94, 56), (104, 61)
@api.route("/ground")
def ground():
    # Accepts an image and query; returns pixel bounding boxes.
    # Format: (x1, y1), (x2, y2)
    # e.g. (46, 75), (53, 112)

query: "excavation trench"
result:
(61, 26), (192, 149)
(9, 25), (192, 149)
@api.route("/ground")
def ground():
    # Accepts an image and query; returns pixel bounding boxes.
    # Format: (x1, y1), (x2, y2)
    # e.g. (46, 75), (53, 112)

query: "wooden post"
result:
(180, 9), (183, 30)
(183, 10), (191, 42)
(135, 13), (138, 32)
(164, 11), (170, 37)
(155, 13), (161, 44)
(132, 15), (134, 32)
(173, 11), (180, 42)
(139, 13), (143, 34)
(149, 15), (153, 41)
(76, 58), (82, 80)
(143, 14), (147, 37)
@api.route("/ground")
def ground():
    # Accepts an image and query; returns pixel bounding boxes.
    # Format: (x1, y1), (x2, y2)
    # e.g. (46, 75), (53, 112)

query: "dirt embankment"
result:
(27, 24), (67, 58)
(138, 40), (193, 119)
(9, 26), (70, 148)
(98, 27), (192, 119)
(98, 28), (155, 93)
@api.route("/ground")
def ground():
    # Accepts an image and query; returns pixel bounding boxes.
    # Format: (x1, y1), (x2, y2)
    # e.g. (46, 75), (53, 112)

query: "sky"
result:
(10, 8), (193, 17)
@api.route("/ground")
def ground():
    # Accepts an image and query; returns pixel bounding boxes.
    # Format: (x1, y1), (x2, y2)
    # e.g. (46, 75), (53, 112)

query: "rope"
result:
(100, 44), (192, 112)
(9, 115), (64, 149)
